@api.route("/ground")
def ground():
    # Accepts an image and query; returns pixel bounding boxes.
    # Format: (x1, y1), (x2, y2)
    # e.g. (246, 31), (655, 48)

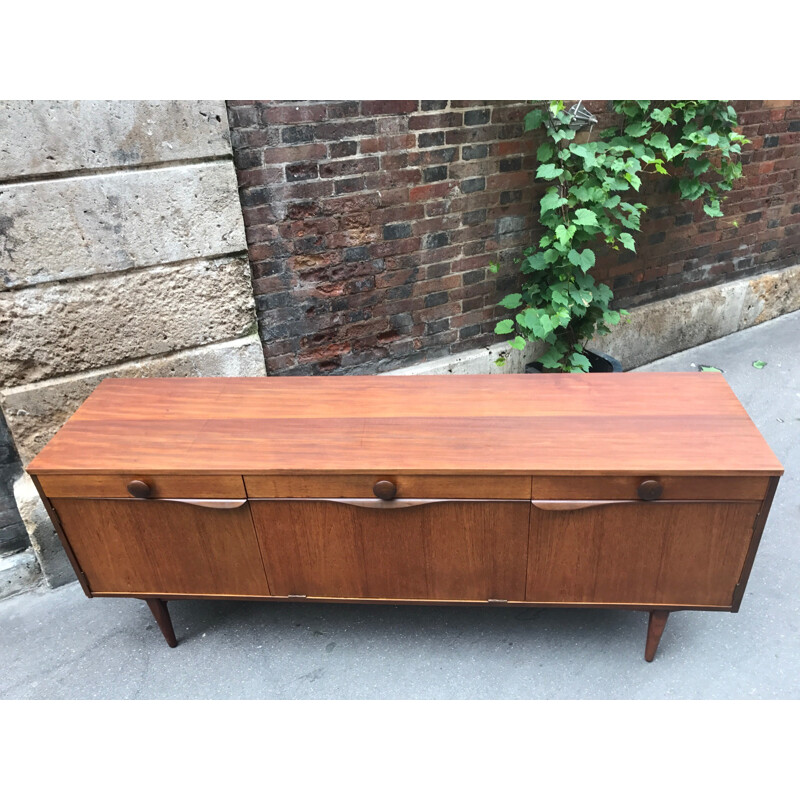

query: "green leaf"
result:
(651, 107), (672, 125)
(498, 293), (523, 309)
(699, 365), (722, 373)
(537, 142), (555, 162)
(647, 132), (670, 150)
(494, 319), (514, 335)
(624, 121), (651, 137)
(494, 356), (506, 367)
(624, 172), (642, 191)
(524, 109), (544, 131)
(574, 208), (599, 227)
(510, 336), (526, 350)
(488, 262), (499, 274)
(569, 352), (592, 372)
(540, 190), (568, 213)
(752, 360), (767, 369)
(555, 224), (574, 246)
(618, 232), (636, 252)
(603, 310), (621, 326)
(536, 163), (564, 180)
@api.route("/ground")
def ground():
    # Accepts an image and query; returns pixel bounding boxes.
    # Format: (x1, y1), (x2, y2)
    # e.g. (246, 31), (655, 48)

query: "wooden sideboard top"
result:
(27, 374), (783, 476)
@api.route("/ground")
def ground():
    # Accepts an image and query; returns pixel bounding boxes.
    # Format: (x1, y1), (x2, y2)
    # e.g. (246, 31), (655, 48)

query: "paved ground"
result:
(1, 310), (798, 699)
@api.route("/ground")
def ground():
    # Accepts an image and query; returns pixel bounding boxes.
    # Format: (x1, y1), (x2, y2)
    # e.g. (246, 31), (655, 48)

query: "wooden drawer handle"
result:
(127, 480), (152, 498)
(373, 480), (397, 500)
(532, 500), (621, 511)
(637, 480), (664, 501)
(162, 499), (248, 509)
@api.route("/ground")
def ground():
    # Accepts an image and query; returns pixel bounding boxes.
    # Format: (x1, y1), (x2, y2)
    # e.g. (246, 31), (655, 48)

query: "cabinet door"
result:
(53, 498), (270, 596)
(250, 500), (530, 601)
(526, 501), (760, 607)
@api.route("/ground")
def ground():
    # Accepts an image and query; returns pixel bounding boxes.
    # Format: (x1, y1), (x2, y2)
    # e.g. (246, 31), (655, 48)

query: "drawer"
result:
(532, 475), (769, 501)
(37, 473), (246, 499)
(244, 474), (531, 499)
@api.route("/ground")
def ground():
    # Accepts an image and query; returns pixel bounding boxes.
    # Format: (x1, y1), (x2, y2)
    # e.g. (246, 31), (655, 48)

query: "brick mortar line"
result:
(0, 154), (236, 189)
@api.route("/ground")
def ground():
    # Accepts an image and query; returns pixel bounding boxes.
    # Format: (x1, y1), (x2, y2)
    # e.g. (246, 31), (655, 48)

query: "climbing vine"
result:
(492, 100), (748, 371)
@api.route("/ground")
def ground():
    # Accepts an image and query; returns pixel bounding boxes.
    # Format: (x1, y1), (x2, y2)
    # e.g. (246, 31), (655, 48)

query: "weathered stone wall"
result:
(0, 100), (266, 590)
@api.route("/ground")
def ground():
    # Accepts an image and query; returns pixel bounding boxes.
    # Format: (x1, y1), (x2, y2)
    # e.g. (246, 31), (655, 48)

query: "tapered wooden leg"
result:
(145, 599), (178, 647)
(644, 610), (669, 662)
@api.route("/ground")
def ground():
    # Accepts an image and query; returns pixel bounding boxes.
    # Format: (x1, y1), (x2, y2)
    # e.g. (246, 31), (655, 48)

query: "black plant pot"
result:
(525, 349), (623, 374)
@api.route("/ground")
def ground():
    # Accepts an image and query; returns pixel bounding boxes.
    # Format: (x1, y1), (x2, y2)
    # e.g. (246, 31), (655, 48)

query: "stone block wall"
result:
(227, 100), (800, 376)
(0, 101), (266, 584)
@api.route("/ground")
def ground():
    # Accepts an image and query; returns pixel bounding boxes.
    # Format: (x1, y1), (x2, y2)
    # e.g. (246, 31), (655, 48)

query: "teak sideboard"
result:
(27, 374), (783, 661)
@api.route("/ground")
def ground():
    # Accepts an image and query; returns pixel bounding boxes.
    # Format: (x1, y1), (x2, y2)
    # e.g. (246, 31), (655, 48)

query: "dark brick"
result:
(418, 131), (445, 148)
(240, 186), (272, 207)
(463, 209), (487, 225)
(424, 232), (450, 249)
(500, 190), (522, 205)
(233, 148), (262, 170)
(461, 177), (485, 193)
(424, 291), (449, 307)
(330, 140), (358, 158)
(459, 324), (481, 339)
(281, 125), (314, 144)
(384, 222), (412, 240)
(761, 239), (778, 251)
(649, 206), (671, 219)
(789, 121), (800, 132)
(792, 204), (800, 214)
(463, 268), (485, 285)
(648, 231), (666, 245)
(285, 162), (319, 182)
(335, 176), (366, 194)
(426, 318), (450, 334)
(344, 245), (371, 262)
(326, 101), (360, 118)
(425, 147), (458, 164)
(362, 100), (418, 115)
(387, 285), (412, 300)
(499, 157), (522, 172)
(462, 144), (488, 160)
(421, 101), (448, 111)
(464, 109), (491, 125)
(764, 135), (780, 148)
(293, 235), (325, 254)
(675, 213), (693, 226)
(286, 201), (320, 220)
(423, 165), (448, 183)
(746, 211), (763, 224)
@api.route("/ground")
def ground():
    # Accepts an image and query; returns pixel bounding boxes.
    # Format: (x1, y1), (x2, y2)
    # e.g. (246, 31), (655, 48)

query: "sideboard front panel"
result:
(53, 499), (270, 596)
(250, 500), (530, 601)
(526, 501), (761, 607)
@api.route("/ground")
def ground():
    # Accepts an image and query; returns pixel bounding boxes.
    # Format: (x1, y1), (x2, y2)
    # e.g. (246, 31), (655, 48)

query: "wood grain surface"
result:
(52, 498), (270, 596)
(526, 501), (761, 606)
(27, 375), (784, 477)
(250, 499), (531, 601)
(244, 474), (531, 499)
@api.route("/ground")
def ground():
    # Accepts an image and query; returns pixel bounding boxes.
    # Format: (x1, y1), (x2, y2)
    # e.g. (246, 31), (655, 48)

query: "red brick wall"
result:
(590, 100), (800, 306)
(226, 100), (800, 375)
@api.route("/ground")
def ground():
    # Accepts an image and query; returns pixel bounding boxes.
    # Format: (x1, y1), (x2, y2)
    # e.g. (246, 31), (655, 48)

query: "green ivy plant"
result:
(491, 100), (748, 372)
